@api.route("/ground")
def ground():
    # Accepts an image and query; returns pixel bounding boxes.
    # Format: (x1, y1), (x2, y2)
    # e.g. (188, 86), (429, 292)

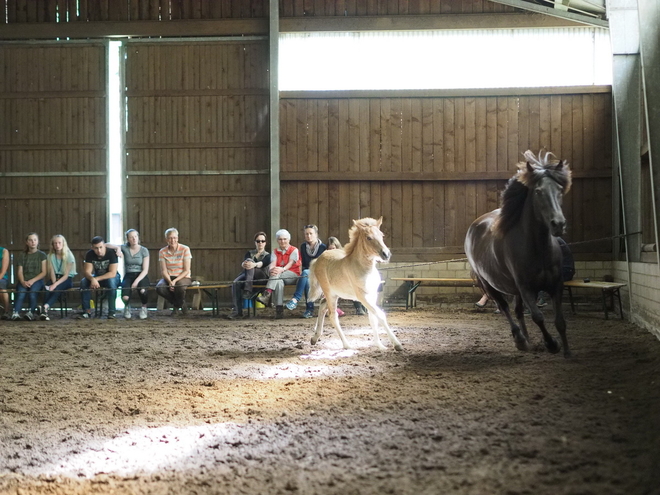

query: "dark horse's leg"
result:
(514, 295), (530, 340)
(488, 287), (529, 351)
(552, 287), (570, 358)
(520, 289), (560, 354)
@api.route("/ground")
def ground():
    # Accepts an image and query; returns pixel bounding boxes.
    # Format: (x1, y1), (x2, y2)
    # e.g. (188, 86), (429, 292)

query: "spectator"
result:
(79, 236), (120, 319)
(156, 228), (192, 316)
(42, 235), (77, 321)
(11, 233), (47, 321)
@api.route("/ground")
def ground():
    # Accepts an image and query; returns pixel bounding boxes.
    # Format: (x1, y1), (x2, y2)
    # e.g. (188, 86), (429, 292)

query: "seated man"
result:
(80, 236), (121, 319)
(156, 228), (192, 316)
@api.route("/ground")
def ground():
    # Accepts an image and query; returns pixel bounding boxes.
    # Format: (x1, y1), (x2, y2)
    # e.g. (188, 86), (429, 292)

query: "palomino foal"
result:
(308, 217), (403, 351)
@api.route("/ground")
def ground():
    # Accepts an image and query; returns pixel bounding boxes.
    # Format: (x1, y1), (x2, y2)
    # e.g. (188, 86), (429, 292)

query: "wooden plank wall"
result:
(0, 0), (267, 22)
(0, 43), (106, 270)
(279, 92), (613, 260)
(124, 41), (270, 283)
(0, 0), (513, 22)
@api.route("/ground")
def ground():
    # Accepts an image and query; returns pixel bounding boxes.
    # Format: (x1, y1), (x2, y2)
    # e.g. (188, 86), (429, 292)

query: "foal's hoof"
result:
(545, 338), (561, 354)
(310, 336), (318, 346)
(394, 344), (403, 352)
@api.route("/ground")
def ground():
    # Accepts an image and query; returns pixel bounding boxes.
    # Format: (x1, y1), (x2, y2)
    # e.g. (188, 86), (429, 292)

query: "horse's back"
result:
(310, 248), (378, 301)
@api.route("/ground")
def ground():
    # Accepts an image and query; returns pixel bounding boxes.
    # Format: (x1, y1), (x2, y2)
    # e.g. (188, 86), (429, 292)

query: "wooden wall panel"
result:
(280, 92), (613, 260)
(2, 0), (267, 22)
(124, 41), (270, 283)
(0, 44), (106, 267)
(278, 0), (516, 15)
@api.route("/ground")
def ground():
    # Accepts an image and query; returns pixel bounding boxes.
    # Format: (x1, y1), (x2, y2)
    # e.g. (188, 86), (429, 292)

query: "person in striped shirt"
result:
(156, 228), (192, 316)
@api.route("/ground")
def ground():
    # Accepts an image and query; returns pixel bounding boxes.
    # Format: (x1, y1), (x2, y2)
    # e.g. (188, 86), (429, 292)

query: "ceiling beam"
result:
(487, 0), (608, 27)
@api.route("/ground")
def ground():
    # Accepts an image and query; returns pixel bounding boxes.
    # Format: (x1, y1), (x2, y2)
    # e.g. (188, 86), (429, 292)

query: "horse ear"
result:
(526, 162), (534, 173)
(352, 219), (358, 226)
(556, 160), (564, 170)
(377, 217), (383, 227)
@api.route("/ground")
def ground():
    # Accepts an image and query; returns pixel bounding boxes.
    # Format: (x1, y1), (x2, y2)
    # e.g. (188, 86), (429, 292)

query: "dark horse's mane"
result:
(493, 150), (572, 237)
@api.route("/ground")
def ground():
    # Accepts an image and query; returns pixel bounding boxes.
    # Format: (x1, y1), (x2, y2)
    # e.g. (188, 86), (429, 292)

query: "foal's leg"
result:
(552, 288), (570, 358)
(310, 299), (327, 346)
(360, 294), (403, 351)
(325, 295), (351, 349)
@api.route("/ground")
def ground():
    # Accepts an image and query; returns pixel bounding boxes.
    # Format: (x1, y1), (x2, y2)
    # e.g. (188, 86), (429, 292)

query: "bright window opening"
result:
(279, 28), (612, 91)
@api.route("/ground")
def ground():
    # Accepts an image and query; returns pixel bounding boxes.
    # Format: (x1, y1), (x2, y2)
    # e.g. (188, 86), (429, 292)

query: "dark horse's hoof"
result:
(545, 338), (561, 354)
(514, 337), (529, 351)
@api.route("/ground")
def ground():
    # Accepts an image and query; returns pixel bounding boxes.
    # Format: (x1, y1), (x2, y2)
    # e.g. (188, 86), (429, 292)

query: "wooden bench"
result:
(391, 277), (475, 310)
(563, 280), (627, 320)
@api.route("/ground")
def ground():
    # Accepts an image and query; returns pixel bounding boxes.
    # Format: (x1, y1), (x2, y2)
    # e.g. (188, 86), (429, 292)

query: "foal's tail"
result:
(307, 259), (323, 302)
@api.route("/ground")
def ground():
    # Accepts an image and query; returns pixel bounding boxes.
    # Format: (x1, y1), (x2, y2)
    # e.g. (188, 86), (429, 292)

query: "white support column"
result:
(269, 0), (280, 243)
(608, 0), (642, 262)
(637, 0), (660, 264)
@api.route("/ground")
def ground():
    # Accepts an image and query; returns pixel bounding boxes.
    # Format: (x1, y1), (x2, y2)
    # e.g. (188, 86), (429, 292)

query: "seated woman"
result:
(256, 229), (300, 319)
(42, 235), (77, 320)
(285, 224), (326, 319)
(326, 236), (367, 316)
(11, 233), (48, 321)
(120, 229), (150, 320)
(156, 228), (192, 316)
(228, 231), (271, 320)
(0, 245), (10, 319)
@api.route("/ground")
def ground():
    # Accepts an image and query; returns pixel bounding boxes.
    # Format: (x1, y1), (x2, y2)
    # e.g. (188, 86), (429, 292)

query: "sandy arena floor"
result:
(1, 305), (659, 495)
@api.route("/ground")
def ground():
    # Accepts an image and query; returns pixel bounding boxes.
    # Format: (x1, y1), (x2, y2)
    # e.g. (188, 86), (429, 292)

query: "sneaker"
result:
(336, 308), (345, 317)
(355, 306), (366, 316)
(10, 312), (21, 321)
(139, 307), (148, 319)
(24, 311), (35, 321)
(285, 298), (298, 311)
(78, 312), (91, 319)
(39, 311), (50, 321)
(536, 297), (547, 308)
(256, 291), (271, 307)
(227, 311), (243, 320)
(302, 309), (314, 319)
(107, 312), (116, 320)
(124, 306), (131, 319)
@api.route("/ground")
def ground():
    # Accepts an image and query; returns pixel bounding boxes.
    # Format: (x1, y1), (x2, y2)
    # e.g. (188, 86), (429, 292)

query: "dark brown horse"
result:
(464, 150), (572, 357)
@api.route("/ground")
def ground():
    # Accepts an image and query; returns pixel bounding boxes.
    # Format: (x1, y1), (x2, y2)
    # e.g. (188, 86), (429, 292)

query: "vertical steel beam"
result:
(269, 0), (280, 244)
(637, 0), (660, 264)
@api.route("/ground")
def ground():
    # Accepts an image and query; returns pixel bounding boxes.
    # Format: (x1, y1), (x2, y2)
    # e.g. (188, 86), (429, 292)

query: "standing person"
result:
(120, 229), (150, 320)
(42, 235), (77, 321)
(228, 231), (271, 320)
(256, 229), (300, 319)
(0, 245), (10, 319)
(326, 236), (367, 316)
(285, 224), (327, 319)
(156, 228), (192, 316)
(11, 233), (47, 321)
(79, 236), (121, 319)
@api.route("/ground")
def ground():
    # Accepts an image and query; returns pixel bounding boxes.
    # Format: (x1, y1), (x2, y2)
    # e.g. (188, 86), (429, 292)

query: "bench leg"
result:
(601, 289), (609, 320)
(566, 287), (576, 314)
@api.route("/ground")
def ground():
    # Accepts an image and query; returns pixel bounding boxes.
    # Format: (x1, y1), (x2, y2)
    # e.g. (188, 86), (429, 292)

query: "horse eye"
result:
(367, 236), (373, 241)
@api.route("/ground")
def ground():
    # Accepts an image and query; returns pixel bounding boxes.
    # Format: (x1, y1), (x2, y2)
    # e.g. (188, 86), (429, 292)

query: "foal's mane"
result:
(344, 217), (379, 257)
(493, 150), (572, 236)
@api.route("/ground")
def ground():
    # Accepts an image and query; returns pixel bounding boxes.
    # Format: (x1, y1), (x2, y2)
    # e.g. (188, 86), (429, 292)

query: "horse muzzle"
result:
(380, 249), (391, 262)
(551, 218), (566, 237)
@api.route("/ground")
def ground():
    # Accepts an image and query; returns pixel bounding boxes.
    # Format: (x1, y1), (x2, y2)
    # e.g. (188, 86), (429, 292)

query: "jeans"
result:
(44, 277), (74, 308)
(291, 269), (314, 310)
(121, 272), (151, 305)
(231, 268), (268, 313)
(80, 274), (121, 312)
(13, 280), (45, 313)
